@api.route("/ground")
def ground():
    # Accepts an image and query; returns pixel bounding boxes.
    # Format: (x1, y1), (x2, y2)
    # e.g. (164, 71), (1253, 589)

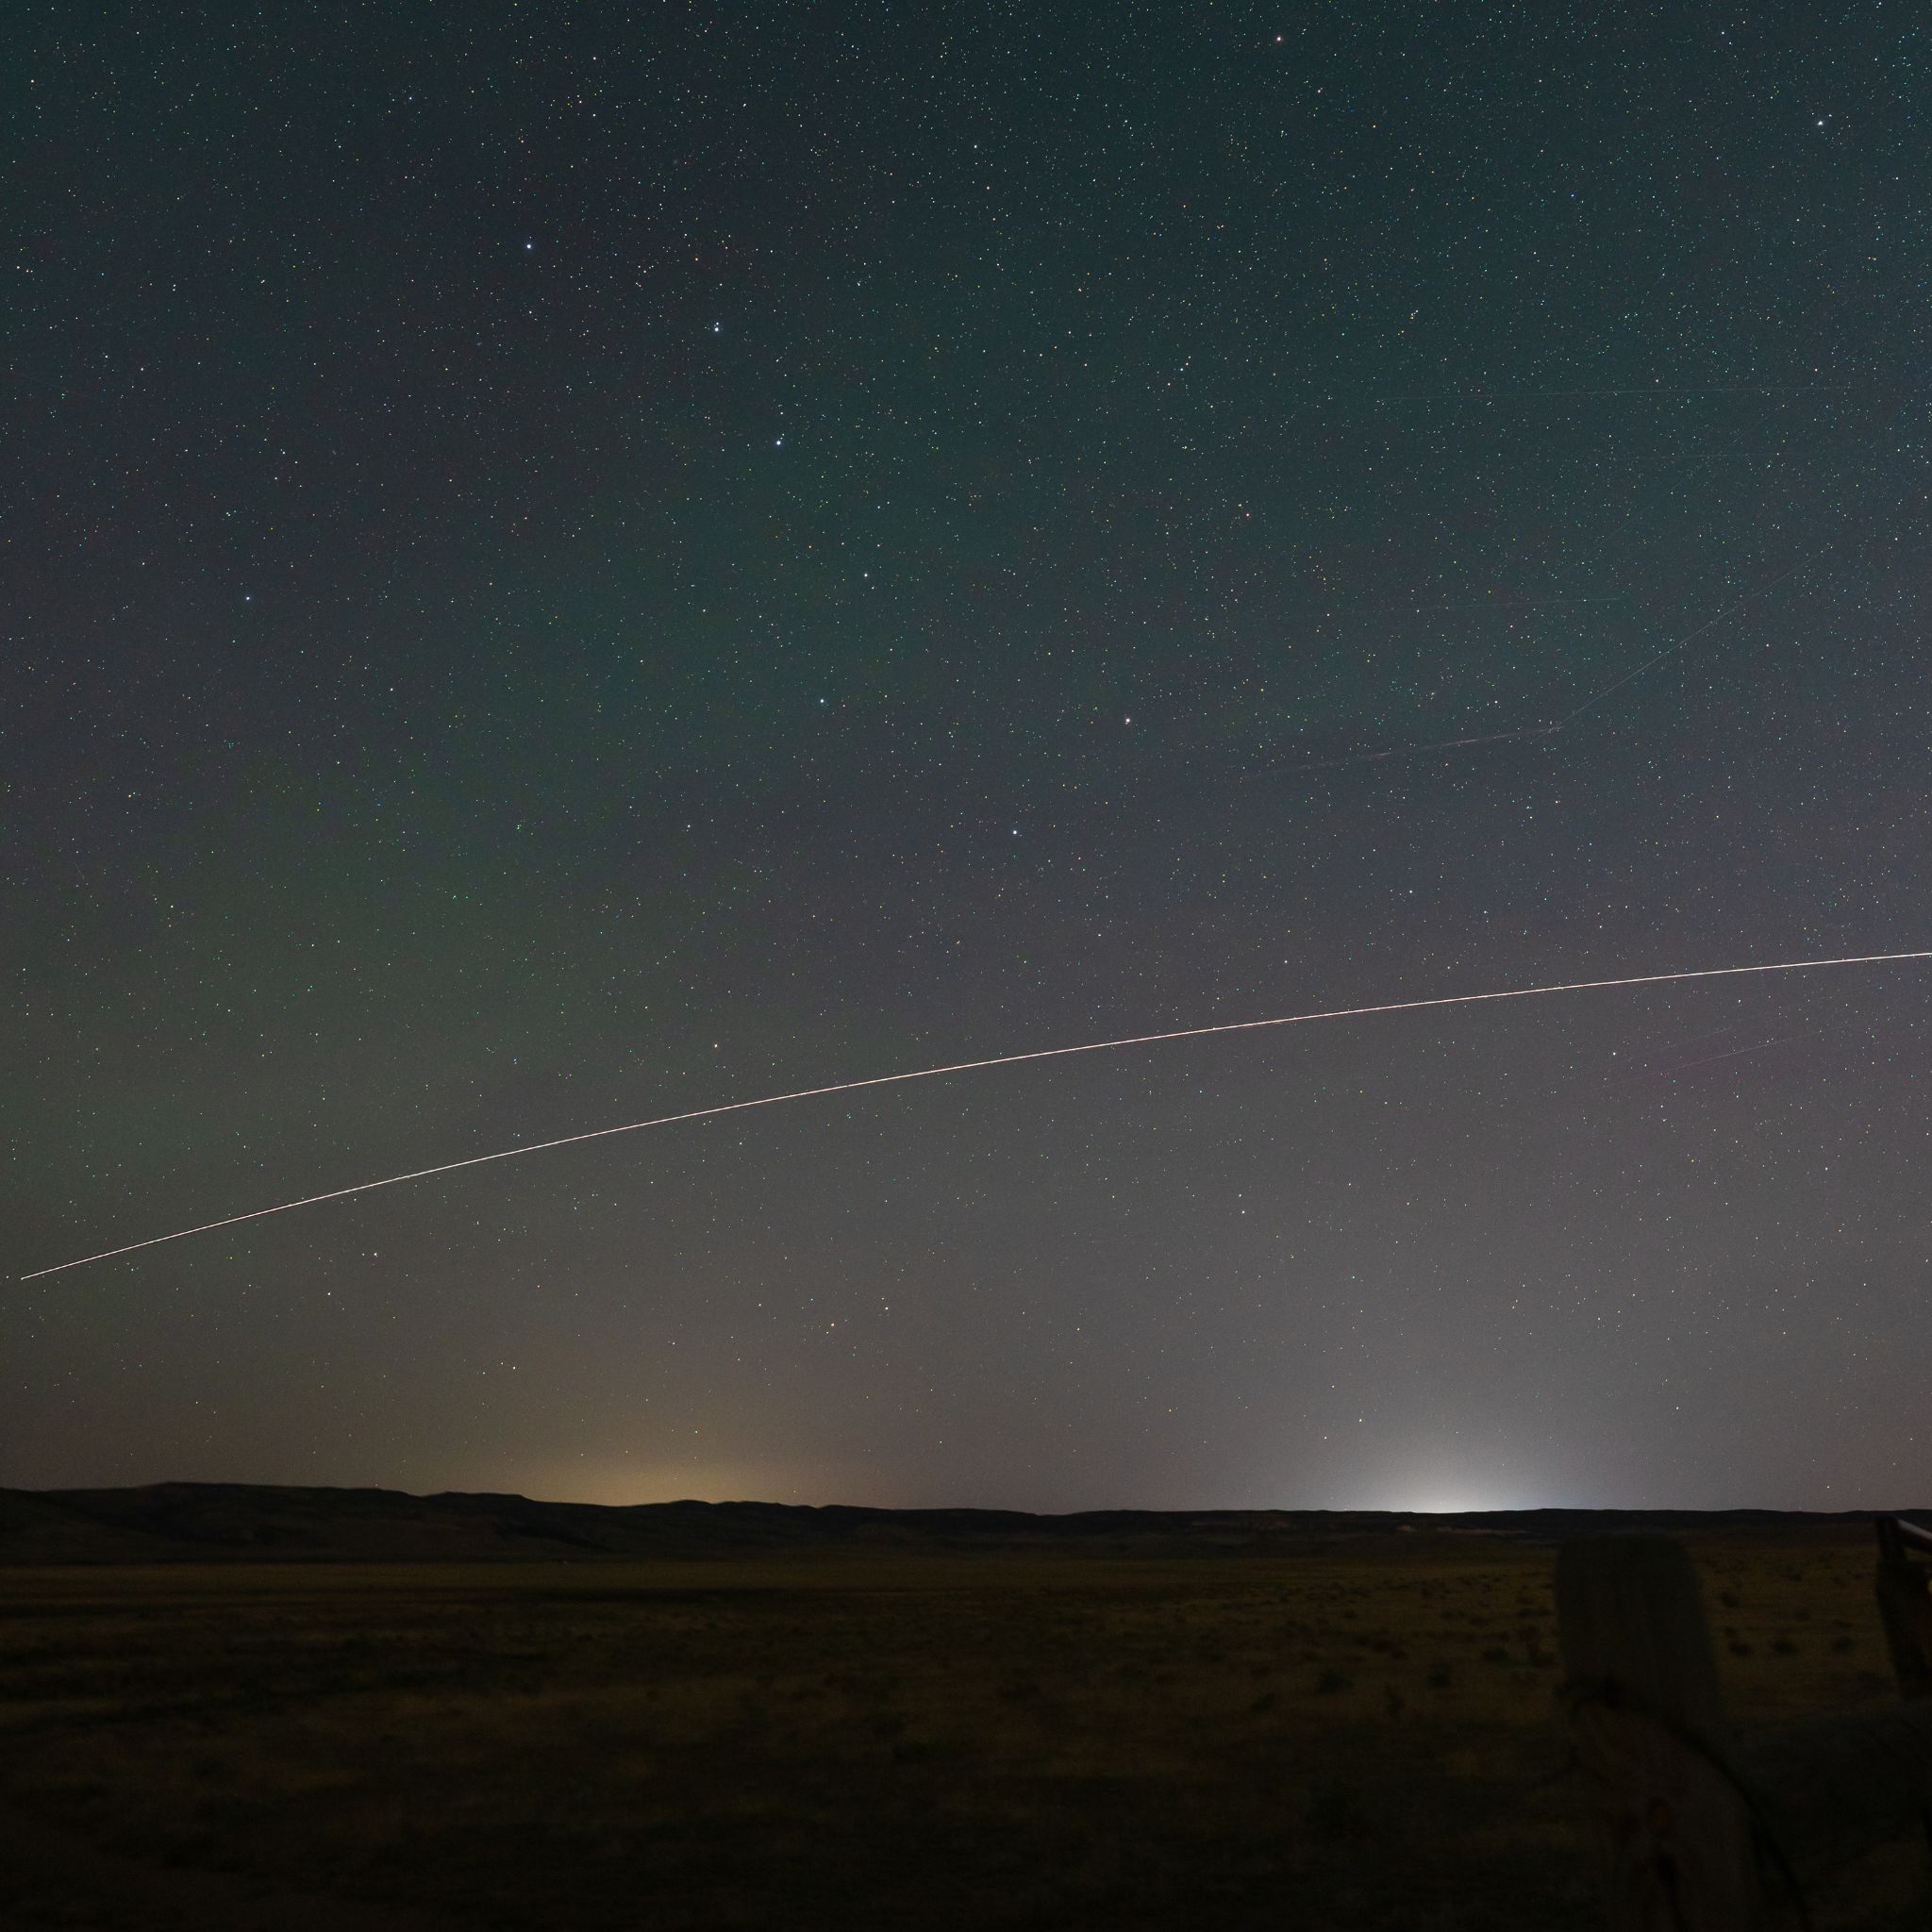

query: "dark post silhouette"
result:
(1874, 1515), (1932, 1701)
(1557, 1535), (1764, 1928)
(1557, 1525), (1932, 1930)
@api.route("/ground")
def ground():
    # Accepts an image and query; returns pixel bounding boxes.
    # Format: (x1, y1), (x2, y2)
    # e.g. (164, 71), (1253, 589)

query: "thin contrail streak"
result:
(1557, 456), (1924, 727)
(1657, 1031), (1817, 1074)
(1356, 382), (1906, 406)
(1610, 1031), (1821, 1083)
(1556, 550), (1823, 725)
(1245, 722), (1563, 778)
(1246, 556), (1806, 777)
(18, 949), (1930, 1282)
(1247, 537), (1829, 781)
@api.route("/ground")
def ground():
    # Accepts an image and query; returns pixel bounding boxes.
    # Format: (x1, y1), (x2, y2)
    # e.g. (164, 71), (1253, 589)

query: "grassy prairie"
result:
(0, 1531), (1924, 1928)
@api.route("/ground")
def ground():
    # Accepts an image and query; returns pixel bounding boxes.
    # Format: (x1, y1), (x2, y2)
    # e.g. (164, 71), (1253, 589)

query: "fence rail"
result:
(1556, 1517), (1932, 1929)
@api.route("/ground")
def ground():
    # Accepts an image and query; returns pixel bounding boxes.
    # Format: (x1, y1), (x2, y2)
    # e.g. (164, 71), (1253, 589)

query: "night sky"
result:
(8, 6), (1930, 1512)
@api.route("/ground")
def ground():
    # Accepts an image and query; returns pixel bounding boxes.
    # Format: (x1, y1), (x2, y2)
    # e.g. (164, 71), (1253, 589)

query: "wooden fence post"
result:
(1556, 1535), (1767, 1931)
(1874, 1515), (1932, 1702)
(1557, 1525), (1932, 1929)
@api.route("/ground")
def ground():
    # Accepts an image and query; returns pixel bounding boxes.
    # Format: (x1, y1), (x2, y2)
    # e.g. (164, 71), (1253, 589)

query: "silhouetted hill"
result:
(2, 1482), (1925, 1564)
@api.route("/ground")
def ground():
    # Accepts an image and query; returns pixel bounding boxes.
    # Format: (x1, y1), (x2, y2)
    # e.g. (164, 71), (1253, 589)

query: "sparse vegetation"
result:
(0, 1529), (1922, 1928)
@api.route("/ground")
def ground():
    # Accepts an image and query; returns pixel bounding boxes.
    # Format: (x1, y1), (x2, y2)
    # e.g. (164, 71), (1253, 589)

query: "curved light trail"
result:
(18, 948), (1930, 1281)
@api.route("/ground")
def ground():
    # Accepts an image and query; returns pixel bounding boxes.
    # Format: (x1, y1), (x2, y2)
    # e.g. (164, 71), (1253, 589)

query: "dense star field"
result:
(7, 6), (1929, 1508)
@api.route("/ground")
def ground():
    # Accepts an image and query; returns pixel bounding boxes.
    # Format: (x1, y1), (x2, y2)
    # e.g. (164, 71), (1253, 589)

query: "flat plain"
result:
(2, 1529), (1926, 1929)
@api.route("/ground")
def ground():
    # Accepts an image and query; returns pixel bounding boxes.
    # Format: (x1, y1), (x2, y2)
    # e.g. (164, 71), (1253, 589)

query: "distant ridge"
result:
(2, 1483), (1925, 1565)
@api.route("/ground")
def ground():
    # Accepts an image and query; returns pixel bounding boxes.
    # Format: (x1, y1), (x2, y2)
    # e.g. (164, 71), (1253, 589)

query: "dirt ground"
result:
(1, 1531), (1925, 1929)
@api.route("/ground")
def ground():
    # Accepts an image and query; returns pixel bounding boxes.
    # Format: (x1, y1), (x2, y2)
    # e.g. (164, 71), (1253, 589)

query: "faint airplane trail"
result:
(1554, 549), (1824, 725)
(1251, 547), (1823, 776)
(1352, 381), (1906, 407)
(1251, 406), (1927, 778)
(18, 949), (1930, 1282)
(1654, 1032), (1818, 1075)
(1281, 591), (1639, 619)
(1243, 721), (1564, 778)
(1610, 1031), (1821, 1083)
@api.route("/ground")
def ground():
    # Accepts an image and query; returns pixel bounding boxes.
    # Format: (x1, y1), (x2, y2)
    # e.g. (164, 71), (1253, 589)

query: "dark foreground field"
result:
(4, 1525), (1930, 1930)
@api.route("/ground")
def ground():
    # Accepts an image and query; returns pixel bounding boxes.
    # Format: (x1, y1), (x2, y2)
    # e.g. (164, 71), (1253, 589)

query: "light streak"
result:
(1352, 381), (1903, 406)
(17, 948), (1930, 1282)
(1251, 551), (1821, 779)
(1556, 550), (1823, 725)
(1246, 721), (1563, 778)
(1631, 1031), (1820, 1081)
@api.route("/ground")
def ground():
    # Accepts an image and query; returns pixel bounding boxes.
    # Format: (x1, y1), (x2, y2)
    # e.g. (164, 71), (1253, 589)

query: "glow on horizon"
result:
(1387, 1493), (1528, 1517)
(17, 946), (1931, 1282)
